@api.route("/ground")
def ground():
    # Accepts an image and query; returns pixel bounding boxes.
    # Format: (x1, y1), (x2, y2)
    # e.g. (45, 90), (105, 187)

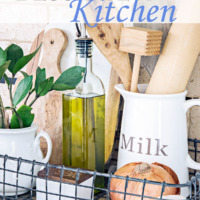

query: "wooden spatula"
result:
(86, 24), (132, 91)
(86, 23), (131, 163)
(119, 27), (163, 92)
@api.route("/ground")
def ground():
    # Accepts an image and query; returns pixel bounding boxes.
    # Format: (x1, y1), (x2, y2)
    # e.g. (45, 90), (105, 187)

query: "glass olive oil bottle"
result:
(63, 38), (105, 189)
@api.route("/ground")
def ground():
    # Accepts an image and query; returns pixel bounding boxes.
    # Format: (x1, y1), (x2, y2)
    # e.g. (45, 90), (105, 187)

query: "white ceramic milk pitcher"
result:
(115, 84), (200, 196)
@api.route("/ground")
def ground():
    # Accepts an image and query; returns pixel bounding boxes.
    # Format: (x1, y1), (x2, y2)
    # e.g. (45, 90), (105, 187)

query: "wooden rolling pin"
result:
(146, 1), (200, 94)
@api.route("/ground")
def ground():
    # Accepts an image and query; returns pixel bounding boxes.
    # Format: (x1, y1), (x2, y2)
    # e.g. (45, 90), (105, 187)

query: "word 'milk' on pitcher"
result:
(121, 134), (168, 156)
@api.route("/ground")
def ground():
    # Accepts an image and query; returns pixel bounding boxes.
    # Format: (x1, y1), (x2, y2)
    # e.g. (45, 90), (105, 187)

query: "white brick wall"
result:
(0, 23), (46, 50)
(0, 24), (46, 42)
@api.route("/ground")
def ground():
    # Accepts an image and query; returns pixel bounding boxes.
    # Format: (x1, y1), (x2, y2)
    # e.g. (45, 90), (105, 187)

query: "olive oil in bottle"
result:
(63, 38), (105, 189)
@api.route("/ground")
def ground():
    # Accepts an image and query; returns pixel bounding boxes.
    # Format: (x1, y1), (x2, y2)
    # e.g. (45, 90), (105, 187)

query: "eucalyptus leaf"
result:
(0, 61), (11, 80)
(10, 105), (34, 129)
(35, 67), (46, 94)
(38, 77), (54, 97)
(52, 66), (85, 91)
(0, 47), (7, 66)
(12, 43), (42, 75)
(13, 76), (33, 106)
(6, 44), (24, 73)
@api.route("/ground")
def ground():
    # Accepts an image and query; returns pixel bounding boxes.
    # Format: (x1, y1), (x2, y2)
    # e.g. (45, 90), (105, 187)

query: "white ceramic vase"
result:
(115, 84), (200, 197)
(0, 123), (52, 196)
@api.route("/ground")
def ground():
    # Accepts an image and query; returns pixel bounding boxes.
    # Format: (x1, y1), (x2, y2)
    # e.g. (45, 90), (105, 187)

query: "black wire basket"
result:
(0, 138), (199, 200)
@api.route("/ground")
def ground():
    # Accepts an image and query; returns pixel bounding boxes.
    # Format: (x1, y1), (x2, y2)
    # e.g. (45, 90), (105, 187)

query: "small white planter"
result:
(0, 123), (52, 196)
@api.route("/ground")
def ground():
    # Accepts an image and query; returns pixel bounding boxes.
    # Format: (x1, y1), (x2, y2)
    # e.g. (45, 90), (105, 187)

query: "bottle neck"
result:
(75, 39), (93, 82)
(75, 53), (93, 75)
(74, 39), (105, 96)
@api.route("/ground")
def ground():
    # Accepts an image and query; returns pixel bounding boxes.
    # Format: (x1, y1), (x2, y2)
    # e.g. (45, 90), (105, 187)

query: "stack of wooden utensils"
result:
(87, 0), (200, 164)
(119, 27), (163, 93)
(119, 22), (200, 95)
(87, 24), (164, 163)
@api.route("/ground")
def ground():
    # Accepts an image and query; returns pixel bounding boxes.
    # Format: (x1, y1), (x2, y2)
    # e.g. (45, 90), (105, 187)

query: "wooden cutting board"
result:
(26, 28), (68, 164)
(26, 30), (45, 75)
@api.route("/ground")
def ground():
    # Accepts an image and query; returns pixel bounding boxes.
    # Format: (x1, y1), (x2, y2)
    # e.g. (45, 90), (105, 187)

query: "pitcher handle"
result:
(34, 130), (52, 163)
(185, 99), (200, 170)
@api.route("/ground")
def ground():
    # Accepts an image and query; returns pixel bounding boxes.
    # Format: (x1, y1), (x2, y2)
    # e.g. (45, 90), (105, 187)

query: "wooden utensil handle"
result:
(146, 24), (200, 94)
(146, 0), (200, 94)
(105, 68), (121, 162)
(131, 55), (141, 92)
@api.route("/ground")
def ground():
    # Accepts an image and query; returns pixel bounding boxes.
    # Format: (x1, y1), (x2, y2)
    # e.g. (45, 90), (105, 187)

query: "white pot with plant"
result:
(0, 43), (85, 195)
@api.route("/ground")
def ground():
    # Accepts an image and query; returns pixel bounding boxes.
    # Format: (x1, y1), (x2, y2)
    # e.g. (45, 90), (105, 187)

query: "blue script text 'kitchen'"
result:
(70, 0), (177, 27)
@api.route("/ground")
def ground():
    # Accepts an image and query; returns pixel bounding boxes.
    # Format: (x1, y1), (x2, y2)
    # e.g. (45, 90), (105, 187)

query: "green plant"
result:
(0, 43), (85, 129)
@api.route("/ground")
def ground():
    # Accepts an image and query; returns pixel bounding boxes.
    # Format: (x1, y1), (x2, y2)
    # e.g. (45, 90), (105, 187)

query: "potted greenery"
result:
(0, 43), (85, 196)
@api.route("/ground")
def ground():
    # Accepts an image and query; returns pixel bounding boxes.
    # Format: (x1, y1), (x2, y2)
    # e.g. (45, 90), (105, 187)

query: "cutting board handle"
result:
(41, 28), (68, 74)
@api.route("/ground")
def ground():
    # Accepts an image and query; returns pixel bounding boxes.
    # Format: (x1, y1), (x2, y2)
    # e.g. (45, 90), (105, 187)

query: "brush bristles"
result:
(119, 27), (163, 56)
(145, 51), (161, 56)
(130, 50), (161, 56)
